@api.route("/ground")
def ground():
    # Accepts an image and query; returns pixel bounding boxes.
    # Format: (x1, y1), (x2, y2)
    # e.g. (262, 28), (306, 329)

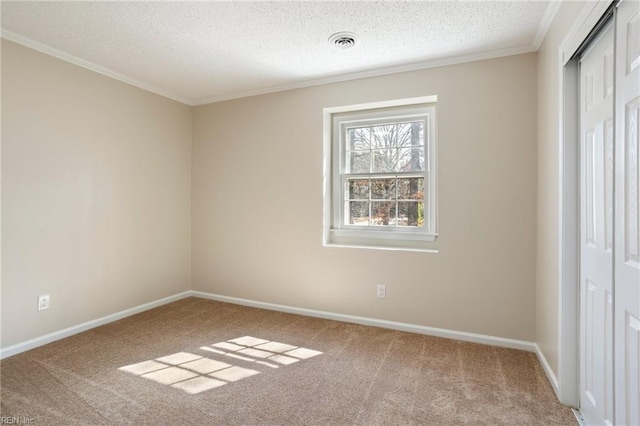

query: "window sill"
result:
(332, 229), (437, 242)
(326, 229), (439, 252)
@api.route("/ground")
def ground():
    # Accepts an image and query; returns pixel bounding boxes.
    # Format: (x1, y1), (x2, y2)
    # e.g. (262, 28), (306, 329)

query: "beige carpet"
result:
(0, 297), (576, 425)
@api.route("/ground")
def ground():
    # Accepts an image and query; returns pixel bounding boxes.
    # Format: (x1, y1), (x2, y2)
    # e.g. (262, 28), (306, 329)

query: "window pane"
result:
(348, 179), (369, 200)
(397, 177), (424, 200)
(370, 124), (395, 149)
(371, 201), (395, 226)
(370, 178), (395, 199)
(395, 122), (413, 147)
(347, 201), (369, 225)
(397, 201), (425, 227)
(348, 127), (370, 150)
(408, 121), (424, 146)
(348, 151), (370, 173)
(372, 149), (396, 172)
(397, 148), (424, 172)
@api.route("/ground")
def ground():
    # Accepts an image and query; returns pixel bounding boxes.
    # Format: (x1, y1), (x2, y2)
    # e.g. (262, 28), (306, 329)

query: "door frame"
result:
(557, 0), (615, 408)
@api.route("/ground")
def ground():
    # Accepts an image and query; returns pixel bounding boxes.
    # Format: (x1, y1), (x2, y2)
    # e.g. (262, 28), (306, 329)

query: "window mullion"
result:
(367, 177), (372, 226)
(395, 176), (399, 227)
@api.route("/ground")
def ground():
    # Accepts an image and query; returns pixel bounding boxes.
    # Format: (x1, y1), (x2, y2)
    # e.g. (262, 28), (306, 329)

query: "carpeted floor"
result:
(0, 297), (576, 425)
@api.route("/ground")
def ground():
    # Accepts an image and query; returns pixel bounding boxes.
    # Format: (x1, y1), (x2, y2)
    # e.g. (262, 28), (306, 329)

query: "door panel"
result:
(580, 22), (615, 426)
(616, 2), (640, 423)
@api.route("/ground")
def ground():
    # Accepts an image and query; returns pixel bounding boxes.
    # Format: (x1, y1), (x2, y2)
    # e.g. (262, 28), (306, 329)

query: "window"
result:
(323, 97), (438, 251)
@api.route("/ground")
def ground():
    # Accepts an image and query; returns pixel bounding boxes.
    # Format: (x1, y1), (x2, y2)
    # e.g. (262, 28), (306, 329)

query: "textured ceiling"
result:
(1, 1), (554, 105)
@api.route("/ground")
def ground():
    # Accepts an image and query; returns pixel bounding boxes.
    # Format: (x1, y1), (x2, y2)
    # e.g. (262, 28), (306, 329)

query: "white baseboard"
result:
(534, 343), (560, 395)
(191, 291), (536, 352)
(1, 289), (538, 362)
(0, 291), (192, 359)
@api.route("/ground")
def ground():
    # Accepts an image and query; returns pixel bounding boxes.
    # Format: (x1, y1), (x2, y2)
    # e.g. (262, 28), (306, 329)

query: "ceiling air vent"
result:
(329, 32), (357, 49)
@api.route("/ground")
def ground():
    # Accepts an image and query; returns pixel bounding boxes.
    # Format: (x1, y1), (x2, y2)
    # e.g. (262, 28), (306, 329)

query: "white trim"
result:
(324, 98), (438, 251)
(2, 27), (535, 107)
(193, 45), (536, 105)
(558, 58), (581, 407)
(333, 108), (435, 235)
(191, 291), (536, 352)
(324, 96), (439, 115)
(323, 242), (438, 253)
(0, 291), (192, 359)
(556, 0), (614, 408)
(534, 1), (562, 49)
(1, 30), (193, 106)
(331, 229), (438, 242)
(560, 1), (614, 66)
(535, 343), (560, 395)
(1, 289), (542, 375)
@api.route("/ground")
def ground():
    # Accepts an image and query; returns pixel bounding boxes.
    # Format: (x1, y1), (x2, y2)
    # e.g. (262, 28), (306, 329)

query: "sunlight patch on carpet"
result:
(118, 336), (322, 395)
(143, 366), (198, 385)
(209, 365), (260, 382)
(172, 376), (227, 394)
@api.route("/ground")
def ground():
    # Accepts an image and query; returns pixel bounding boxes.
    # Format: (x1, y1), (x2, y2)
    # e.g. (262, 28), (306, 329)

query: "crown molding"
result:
(2, 28), (538, 108)
(533, 1), (562, 49)
(1, 29), (194, 106)
(193, 44), (537, 105)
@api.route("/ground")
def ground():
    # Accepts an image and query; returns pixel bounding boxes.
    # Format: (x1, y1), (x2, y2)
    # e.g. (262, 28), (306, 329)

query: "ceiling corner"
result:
(1, 29), (195, 106)
(533, 1), (562, 50)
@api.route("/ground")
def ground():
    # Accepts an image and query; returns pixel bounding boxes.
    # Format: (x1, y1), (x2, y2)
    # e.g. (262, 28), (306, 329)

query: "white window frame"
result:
(323, 96), (438, 251)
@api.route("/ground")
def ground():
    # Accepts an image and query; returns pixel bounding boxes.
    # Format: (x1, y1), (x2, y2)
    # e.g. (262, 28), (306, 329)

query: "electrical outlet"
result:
(38, 294), (50, 311)
(376, 285), (386, 299)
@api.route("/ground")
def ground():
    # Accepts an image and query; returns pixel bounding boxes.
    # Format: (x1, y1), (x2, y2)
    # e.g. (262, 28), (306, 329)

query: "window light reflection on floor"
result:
(118, 336), (322, 395)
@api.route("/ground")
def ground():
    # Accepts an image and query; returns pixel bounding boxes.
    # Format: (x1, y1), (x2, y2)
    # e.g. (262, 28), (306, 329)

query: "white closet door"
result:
(615, 0), (640, 424)
(580, 22), (615, 426)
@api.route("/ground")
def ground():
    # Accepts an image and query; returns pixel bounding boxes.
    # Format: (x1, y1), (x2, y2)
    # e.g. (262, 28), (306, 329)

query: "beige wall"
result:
(1, 35), (542, 350)
(192, 53), (538, 341)
(1, 40), (192, 347)
(535, 1), (587, 378)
